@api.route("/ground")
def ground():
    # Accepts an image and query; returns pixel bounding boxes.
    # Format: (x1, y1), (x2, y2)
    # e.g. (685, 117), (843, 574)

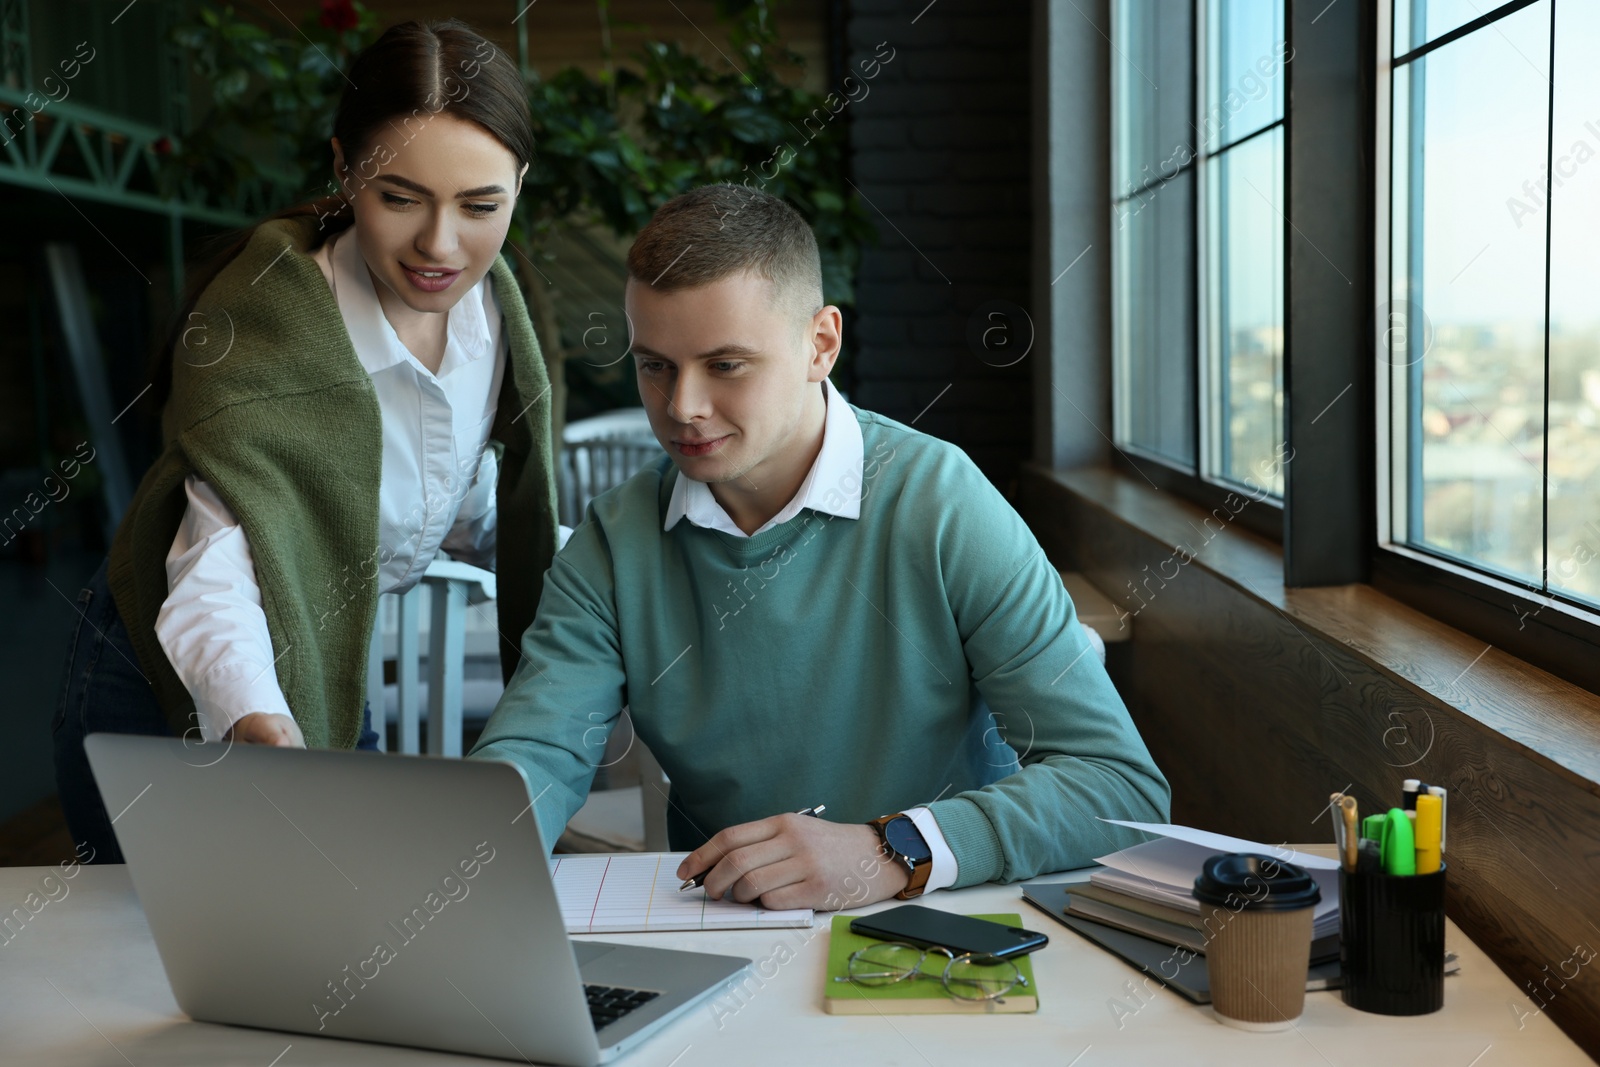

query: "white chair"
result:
(364, 558), (497, 757)
(559, 407), (664, 526)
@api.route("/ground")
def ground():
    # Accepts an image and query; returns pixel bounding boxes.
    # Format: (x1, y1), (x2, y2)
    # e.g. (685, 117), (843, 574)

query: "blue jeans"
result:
(52, 557), (380, 864)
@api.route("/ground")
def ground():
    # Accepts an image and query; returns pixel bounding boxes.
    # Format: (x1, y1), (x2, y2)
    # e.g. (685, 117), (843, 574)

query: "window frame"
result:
(1369, 0), (1600, 692)
(1108, 0), (1286, 542)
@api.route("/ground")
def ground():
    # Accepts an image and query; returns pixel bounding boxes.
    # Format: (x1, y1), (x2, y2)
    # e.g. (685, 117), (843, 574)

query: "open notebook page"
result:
(550, 852), (815, 933)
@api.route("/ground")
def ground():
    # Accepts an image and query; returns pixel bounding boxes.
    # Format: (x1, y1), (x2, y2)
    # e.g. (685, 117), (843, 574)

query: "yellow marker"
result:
(1415, 794), (1443, 874)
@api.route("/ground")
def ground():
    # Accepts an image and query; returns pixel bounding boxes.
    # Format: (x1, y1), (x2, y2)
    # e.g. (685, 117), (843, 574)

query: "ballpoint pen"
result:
(1329, 792), (1348, 869)
(678, 805), (827, 892)
(1427, 785), (1448, 852)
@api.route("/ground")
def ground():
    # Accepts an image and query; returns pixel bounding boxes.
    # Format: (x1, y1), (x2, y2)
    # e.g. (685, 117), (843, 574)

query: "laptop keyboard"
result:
(584, 984), (660, 1031)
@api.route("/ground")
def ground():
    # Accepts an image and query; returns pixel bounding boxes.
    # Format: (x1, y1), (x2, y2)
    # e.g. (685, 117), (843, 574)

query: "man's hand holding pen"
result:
(674, 805), (911, 911)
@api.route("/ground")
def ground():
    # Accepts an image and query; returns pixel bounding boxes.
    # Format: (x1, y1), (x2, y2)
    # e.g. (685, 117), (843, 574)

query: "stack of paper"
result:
(1091, 820), (1341, 941)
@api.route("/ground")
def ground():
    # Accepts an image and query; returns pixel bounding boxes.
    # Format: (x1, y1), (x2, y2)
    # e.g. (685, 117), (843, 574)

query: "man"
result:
(469, 184), (1169, 910)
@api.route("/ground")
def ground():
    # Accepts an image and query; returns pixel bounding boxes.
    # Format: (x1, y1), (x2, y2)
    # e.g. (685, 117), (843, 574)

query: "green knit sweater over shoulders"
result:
(471, 406), (1170, 886)
(109, 214), (558, 748)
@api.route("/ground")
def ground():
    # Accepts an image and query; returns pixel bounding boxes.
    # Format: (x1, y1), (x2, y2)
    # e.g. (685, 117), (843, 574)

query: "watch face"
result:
(884, 816), (932, 863)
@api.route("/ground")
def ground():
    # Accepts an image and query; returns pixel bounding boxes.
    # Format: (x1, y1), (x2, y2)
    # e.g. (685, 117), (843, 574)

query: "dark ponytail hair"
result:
(150, 17), (533, 409)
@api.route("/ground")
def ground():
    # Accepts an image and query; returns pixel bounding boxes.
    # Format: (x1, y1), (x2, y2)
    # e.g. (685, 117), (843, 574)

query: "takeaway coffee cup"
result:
(1192, 852), (1322, 1031)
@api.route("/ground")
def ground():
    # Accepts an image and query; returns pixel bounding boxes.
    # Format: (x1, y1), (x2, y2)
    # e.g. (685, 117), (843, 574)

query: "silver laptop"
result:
(84, 733), (749, 1065)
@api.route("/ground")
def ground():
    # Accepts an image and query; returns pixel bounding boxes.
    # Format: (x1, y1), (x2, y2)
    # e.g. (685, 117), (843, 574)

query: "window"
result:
(1110, 0), (1288, 499)
(1048, 0), (1600, 687)
(1382, 0), (1600, 611)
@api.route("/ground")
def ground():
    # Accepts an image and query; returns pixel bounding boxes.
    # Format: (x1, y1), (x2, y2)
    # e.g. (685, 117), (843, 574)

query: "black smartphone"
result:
(849, 905), (1049, 961)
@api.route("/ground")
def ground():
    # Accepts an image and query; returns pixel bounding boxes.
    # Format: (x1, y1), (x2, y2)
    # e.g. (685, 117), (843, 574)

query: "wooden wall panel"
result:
(370, 1), (828, 90)
(1022, 464), (1600, 1059)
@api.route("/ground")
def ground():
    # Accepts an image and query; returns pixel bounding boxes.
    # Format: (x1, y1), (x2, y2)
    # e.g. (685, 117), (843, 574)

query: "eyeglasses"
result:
(832, 941), (1028, 1002)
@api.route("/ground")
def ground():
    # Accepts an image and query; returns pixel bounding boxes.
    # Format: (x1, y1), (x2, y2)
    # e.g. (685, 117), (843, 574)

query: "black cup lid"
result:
(1191, 852), (1322, 911)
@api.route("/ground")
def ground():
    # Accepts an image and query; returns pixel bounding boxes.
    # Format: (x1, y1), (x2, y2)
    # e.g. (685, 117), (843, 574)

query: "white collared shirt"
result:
(659, 377), (959, 893)
(155, 228), (506, 743)
(664, 377), (864, 535)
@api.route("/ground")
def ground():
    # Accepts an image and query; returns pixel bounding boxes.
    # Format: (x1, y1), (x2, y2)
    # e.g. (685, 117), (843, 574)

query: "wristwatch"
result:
(868, 812), (934, 899)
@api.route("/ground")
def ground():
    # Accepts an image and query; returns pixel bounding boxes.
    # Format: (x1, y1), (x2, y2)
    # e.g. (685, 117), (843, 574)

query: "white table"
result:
(0, 861), (1589, 1066)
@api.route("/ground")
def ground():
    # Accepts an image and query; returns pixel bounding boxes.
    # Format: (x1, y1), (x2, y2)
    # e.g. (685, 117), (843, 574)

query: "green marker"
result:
(1380, 807), (1415, 876)
(1362, 813), (1385, 841)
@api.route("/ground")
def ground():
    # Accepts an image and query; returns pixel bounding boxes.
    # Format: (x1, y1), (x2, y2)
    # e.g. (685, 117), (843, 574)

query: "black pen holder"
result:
(1338, 863), (1446, 1015)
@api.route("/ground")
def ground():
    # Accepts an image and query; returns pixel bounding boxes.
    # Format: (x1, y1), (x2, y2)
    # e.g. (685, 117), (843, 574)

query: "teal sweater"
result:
(470, 407), (1170, 887)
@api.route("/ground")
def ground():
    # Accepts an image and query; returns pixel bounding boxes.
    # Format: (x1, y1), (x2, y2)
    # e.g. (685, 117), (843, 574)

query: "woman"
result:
(53, 18), (559, 862)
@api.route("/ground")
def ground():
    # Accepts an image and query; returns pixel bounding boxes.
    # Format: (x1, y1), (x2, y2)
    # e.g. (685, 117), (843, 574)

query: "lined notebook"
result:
(549, 853), (815, 933)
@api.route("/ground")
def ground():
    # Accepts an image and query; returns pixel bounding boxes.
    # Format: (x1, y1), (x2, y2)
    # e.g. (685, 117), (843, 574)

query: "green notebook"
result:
(823, 913), (1040, 1015)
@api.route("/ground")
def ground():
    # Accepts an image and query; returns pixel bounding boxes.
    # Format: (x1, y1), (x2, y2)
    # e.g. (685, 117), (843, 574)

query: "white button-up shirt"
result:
(663, 376), (863, 536)
(155, 228), (505, 743)
(661, 377), (960, 893)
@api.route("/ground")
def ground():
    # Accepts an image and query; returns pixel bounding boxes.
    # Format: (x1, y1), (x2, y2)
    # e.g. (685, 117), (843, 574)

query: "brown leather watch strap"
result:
(869, 813), (933, 899)
(897, 852), (933, 899)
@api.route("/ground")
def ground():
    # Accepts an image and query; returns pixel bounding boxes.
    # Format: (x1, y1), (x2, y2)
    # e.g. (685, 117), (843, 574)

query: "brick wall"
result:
(845, 0), (1034, 493)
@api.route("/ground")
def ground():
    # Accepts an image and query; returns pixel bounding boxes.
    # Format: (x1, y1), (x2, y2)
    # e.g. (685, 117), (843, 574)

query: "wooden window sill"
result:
(1025, 464), (1600, 792)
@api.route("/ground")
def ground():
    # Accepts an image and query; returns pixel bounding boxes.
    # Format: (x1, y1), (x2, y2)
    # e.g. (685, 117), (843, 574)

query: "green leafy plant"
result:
(158, 1), (380, 208)
(514, 0), (873, 306)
